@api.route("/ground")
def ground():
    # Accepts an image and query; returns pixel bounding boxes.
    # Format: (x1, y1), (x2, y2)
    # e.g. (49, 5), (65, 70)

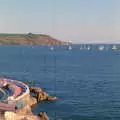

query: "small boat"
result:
(50, 46), (54, 50)
(98, 45), (104, 51)
(87, 46), (90, 50)
(68, 46), (72, 50)
(112, 45), (117, 50)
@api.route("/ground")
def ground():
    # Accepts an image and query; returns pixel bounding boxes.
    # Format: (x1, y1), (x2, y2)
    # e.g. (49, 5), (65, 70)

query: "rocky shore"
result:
(5, 87), (57, 120)
(0, 78), (57, 120)
(0, 33), (71, 45)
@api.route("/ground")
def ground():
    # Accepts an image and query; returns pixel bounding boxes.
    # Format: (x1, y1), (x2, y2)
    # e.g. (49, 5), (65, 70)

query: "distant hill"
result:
(0, 33), (71, 45)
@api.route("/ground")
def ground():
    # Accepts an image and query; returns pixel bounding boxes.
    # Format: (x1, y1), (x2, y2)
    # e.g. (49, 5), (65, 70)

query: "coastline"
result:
(0, 78), (57, 120)
(0, 33), (71, 46)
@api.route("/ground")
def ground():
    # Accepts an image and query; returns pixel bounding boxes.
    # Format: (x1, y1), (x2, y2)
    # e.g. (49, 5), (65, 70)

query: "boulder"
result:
(47, 96), (58, 101)
(16, 105), (32, 115)
(29, 97), (37, 108)
(4, 112), (39, 120)
(39, 112), (49, 120)
(30, 87), (58, 102)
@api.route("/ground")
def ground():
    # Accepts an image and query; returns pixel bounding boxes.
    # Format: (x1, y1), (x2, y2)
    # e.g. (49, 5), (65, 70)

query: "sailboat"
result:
(50, 46), (54, 50)
(98, 45), (104, 51)
(68, 46), (72, 50)
(87, 45), (90, 50)
(112, 45), (117, 50)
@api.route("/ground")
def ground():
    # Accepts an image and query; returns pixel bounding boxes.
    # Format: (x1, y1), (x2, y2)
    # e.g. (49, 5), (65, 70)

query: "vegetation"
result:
(0, 33), (71, 45)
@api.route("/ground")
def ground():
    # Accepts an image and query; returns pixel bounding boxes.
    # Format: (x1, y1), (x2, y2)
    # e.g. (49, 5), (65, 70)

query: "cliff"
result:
(0, 33), (71, 45)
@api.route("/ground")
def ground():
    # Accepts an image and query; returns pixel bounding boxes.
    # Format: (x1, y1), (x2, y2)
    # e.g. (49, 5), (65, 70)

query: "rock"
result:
(0, 79), (54, 120)
(29, 97), (37, 108)
(0, 112), (4, 120)
(39, 112), (49, 120)
(16, 105), (32, 115)
(4, 112), (39, 120)
(4, 86), (56, 120)
(37, 91), (48, 101)
(30, 87), (43, 93)
(30, 87), (48, 101)
(30, 87), (58, 102)
(4, 112), (16, 120)
(47, 96), (58, 101)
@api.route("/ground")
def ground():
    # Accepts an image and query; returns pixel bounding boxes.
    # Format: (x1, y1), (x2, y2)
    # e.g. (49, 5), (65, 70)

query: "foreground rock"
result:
(0, 78), (56, 120)
(4, 112), (39, 120)
(4, 86), (57, 120)
(29, 97), (37, 108)
(39, 112), (49, 120)
(30, 87), (58, 102)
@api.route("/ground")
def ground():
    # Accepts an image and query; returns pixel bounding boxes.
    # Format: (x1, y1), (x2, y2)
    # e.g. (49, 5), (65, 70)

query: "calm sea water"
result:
(0, 45), (120, 120)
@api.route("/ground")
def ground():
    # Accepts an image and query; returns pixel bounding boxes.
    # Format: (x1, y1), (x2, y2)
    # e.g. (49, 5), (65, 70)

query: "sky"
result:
(0, 0), (120, 43)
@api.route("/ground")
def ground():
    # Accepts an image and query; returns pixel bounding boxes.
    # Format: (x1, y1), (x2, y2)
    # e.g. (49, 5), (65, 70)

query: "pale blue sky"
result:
(0, 0), (120, 43)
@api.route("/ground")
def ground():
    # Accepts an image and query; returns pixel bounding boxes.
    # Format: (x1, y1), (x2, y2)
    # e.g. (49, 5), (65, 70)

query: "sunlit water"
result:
(0, 45), (120, 120)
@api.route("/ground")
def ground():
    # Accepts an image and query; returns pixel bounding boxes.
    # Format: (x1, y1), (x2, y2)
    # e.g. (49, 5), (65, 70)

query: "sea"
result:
(0, 44), (120, 120)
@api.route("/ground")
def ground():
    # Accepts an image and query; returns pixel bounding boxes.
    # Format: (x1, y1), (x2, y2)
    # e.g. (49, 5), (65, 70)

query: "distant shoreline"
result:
(0, 33), (71, 45)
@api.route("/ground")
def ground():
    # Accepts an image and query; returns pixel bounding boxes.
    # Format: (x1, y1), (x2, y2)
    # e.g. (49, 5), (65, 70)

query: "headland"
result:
(0, 33), (71, 45)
